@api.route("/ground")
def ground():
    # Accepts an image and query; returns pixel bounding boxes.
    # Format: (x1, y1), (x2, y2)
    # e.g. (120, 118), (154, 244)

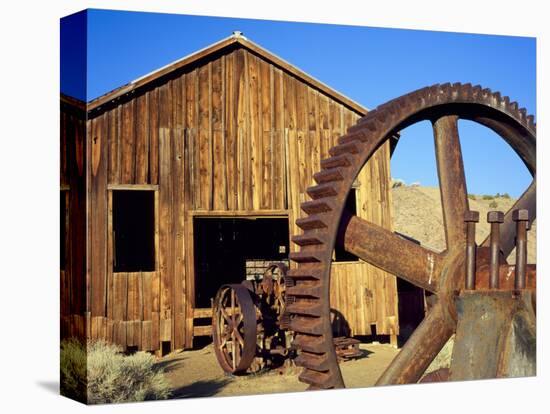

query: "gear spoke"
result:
(341, 213), (443, 292)
(376, 300), (454, 385)
(481, 179), (536, 256)
(432, 115), (469, 250)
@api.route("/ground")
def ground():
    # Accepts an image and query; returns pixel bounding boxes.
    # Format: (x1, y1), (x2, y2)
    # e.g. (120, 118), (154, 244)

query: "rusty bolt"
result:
(464, 210), (480, 222)
(512, 209), (529, 221)
(513, 209), (531, 229)
(487, 210), (504, 289)
(464, 210), (479, 290)
(513, 209), (529, 290)
(487, 211), (504, 223)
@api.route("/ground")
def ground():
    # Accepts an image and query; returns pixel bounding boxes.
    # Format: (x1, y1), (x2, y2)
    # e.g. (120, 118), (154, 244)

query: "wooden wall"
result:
(64, 44), (398, 352)
(60, 97), (87, 341)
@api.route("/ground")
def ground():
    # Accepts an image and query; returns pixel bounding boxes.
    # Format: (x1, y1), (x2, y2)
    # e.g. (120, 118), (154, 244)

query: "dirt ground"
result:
(158, 341), (400, 399)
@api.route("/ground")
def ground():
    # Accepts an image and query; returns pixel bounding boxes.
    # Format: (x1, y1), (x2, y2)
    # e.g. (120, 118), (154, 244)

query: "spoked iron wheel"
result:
(287, 83), (536, 389)
(212, 284), (258, 374)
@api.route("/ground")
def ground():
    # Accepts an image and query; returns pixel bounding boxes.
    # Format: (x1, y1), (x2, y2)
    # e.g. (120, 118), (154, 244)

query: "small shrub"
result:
(482, 195), (494, 200)
(489, 201), (498, 208)
(501, 193), (511, 199)
(60, 339), (87, 402)
(467, 194), (476, 200)
(391, 178), (405, 188)
(61, 339), (171, 404)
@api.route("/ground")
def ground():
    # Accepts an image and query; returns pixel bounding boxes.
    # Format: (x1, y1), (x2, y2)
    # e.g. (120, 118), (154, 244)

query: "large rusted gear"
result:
(287, 83), (536, 389)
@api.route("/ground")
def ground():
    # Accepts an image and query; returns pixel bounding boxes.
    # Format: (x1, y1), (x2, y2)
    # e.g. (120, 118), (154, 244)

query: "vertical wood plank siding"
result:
(63, 46), (398, 352)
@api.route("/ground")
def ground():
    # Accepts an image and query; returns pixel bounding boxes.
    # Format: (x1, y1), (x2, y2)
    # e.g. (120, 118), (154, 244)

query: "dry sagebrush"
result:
(61, 339), (171, 404)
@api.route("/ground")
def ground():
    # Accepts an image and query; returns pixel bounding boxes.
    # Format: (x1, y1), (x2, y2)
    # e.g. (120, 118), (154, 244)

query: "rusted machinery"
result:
(212, 264), (362, 374)
(287, 83), (536, 389)
(212, 264), (291, 374)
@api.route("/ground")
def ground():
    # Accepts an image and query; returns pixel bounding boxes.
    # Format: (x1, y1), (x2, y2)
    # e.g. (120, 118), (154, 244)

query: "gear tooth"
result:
(519, 107), (527, 120)
(292, 333), (327, 353)
(320, 154), (351, 169)
(291, 233), (325, 247)
(287, 283), (322, 298)
(306, 183), (338, 199)
(287, 268), (323, 281)
(313, 168), (344, 184)
(295, 351), (330, 372)
(289, 251), (321, 263)
(298, 369), (336, 389)
(290, 316), (323, 335)
(300, 198), (334, 215)
(328, 142), (360, 157)
(296, 215), (328, 231)
(482, 87), (492, 97)
(286, 300), (323, 317)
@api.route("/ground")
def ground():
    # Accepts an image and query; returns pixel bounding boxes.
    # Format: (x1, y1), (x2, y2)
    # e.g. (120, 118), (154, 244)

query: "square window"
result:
(113, 190), (155, 272)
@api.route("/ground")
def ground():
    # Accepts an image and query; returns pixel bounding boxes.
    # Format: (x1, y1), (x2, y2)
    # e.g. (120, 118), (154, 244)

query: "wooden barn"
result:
(60, 33), (401, 354)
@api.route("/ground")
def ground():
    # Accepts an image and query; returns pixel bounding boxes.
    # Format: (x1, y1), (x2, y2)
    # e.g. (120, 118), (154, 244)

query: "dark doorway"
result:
(397, 277), (426, 344)
(194, 217), (290, 308)
(112, 190), (155, 273)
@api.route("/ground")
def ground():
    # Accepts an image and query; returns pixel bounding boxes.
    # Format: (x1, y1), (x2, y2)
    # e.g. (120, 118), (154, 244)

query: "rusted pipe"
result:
(487, 211), (504, 289)
(513, 209), (529, 290)
(464, 211), (479, 290)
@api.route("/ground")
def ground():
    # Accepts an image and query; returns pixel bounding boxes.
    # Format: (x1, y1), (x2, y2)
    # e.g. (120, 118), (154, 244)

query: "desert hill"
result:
(391, 184), (536, 264)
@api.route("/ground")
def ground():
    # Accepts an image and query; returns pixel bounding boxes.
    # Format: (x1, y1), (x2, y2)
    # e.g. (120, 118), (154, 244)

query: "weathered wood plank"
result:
(106, 191), (114, 320)
(113, 273), (128, 321)
(273, 68), (284, 209)
(248, 53), (261, 210)
(135, 92), (149, 184)
(198, 64), (211, 210)
(142, 320), (152, 351)
(90, 114), (108, 317)
(172, 121), (186, 350)
(234, 49), (247, 211)
(107, 107), (119, 184)
(120, 100), (135, 183)
(211, 57), (227, 211)
(225, 53), (237, 211)
(148, 89), (159, 185)
(159, 127), (173, 328)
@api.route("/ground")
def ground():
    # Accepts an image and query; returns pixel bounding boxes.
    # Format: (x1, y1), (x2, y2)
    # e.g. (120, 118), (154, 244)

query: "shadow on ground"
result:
(171, 378), (231, 399)
(36, 380), (59, 395)
(154, 357), (186, 374)
(353, 348), (374, 360)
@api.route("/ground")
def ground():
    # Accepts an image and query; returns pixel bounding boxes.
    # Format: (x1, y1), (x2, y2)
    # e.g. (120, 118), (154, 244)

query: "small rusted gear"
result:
(286, 83), (536, 389)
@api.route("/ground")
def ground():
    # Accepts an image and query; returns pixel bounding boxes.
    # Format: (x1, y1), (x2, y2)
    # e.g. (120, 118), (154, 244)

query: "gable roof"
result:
(87, 32), (368, 115)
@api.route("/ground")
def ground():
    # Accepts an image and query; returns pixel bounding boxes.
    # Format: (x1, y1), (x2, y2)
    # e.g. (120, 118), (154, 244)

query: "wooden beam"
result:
(107, 184), (159, 191)
(189, 209), (290, 217)
(193, 325), (212, 337)
(193, 308), (213, 318)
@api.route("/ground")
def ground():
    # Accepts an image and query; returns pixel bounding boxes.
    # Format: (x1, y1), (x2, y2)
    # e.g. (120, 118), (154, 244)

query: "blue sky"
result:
(61, 9), (536, 197)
